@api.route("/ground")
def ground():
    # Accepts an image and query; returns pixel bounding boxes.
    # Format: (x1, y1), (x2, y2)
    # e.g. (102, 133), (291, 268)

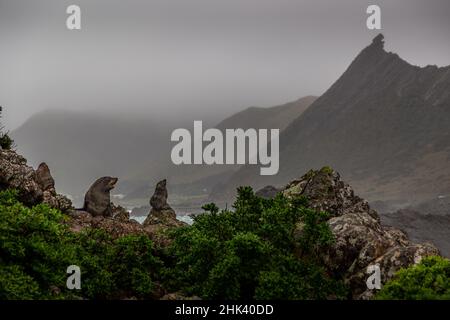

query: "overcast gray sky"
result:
(1, 0), (449, 129)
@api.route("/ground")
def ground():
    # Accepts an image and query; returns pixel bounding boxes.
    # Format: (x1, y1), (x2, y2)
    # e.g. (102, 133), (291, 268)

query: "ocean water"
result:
(131, 214), (194, 225)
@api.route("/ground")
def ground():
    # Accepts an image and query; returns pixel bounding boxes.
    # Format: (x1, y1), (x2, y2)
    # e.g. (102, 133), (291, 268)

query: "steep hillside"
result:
(123, 96), (316, 203)
(11, 111), (172, 203)
(217, 96), (316, 131)
(213, 34), (450, 206)
(12, 96), (316, 206)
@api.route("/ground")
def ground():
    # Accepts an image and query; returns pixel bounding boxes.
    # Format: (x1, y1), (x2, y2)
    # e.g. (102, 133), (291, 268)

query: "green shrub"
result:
(0, 186), (350, 300)
(164, 186), (347, 299)
(0, 265), (40, 300)
(377, 256), (450, 300)
(0, 132), (14, 150)
(0, 106), (14, 150)
(0, 189), (161, 299)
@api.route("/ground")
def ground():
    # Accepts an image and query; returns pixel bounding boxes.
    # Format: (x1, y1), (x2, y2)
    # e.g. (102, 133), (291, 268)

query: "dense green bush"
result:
(377, 256), (450, 300)
(4, 183), (447, 301)
(0, 133), (14, 150)
(164, 187), (346, 299)
(0, 189), (161, 299)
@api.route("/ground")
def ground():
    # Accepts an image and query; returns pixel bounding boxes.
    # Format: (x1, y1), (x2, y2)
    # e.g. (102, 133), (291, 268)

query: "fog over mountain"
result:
(1, 0), (450, 130)
(1, 1), (450, 249)
(213, 35), (450, 208)
(12, 96), (316, 207)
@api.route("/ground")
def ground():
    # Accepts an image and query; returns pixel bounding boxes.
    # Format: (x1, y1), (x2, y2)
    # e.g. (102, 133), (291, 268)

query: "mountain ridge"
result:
(212, 34), (450, 206)
(12, 96), (317, 206)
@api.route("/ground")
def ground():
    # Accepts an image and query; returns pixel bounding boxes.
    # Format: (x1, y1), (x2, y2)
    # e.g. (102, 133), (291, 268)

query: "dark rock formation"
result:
(255, 185), (280, 199)
(380, 208), (450, 258)
(281, 167), (440, 299)
(83, 177), (118, 217)
(35, 162), (55, 191)
(67, 209), (176, 250)
(68, 210), (143, 238)
(0, 149), (43, 205)
(213, 33), (450, 207)
(111, 204), (130, 222)
(283, 168), (378, 220)
(144, 179), (185, 228)
(35, 162), (72, 212)
(0, 149), (72, 211)
(161, 292), (201, 300)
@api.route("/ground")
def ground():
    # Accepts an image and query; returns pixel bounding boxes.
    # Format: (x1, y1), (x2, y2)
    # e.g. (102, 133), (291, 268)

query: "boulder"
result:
(283, 167), (378, 220)
(0, 149), (72, 211)
(67, 209), (173, 249)
(355, 243), (440, 299)
(112, 204), (130, 222)
(35, 162), (55, 191)
(35, 162), (73, 212)
(69, 179), (186, 249)
(0, 149), (43, 205)
(161, 292), (201, 300)
(255, 185), (280, 199)
(282, 167), (440, 299)
(67, 209), (144, 238)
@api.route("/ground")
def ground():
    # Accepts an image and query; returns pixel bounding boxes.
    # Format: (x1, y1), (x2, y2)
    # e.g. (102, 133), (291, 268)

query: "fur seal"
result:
(143, 179), (182, 227)
(35, 162), (55, 192)
(150, 179), (170, 210)
(83, 176), (118, 217)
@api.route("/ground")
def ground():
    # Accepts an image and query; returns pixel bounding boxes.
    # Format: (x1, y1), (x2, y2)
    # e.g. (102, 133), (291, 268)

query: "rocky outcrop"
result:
(283, 167), (378, 220)
(67, 209), (175, 250)
(68, 179), (186, 249)
(0, 149), (72, 211)
(280, 167), (440, 299)
(67, 210), (142, 236)
(161, 292), (201, 300)
(255, 185), (280, 199)
(35, 162), (73, 212)
(143, 180), (186, 228)
(380, 208), (450, 258)
(35, 162), (55, 191)
(3, 146), (442, 300)
(0, 149), (43, 205)
(111, 204), (130, 222)
(212, 34), (450, 208)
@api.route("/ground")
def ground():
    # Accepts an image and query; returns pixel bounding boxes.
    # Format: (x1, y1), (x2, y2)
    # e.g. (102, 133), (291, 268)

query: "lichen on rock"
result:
(0, 149), (72, 211)
(277, 167), (441, 299)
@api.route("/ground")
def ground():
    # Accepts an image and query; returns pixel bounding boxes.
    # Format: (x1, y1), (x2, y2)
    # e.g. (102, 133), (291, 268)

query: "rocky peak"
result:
(255, 185), (280, 199)
(260, 167), (440, 299)
(371, 33), (385, 49)
(0, 149), (72, 211)
(35, 162), (55, 192)
(282, 167), (378, 220)
(0, 149), (43, 205)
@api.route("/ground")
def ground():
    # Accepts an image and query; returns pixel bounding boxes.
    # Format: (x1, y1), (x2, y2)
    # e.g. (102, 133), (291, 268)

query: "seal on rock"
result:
(144, 179), (185, 227)
(35, 162), (73, 212)
(83, 177), (118, 217)
(35, 162), (55, 192)
(150, 179), (171, 210)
